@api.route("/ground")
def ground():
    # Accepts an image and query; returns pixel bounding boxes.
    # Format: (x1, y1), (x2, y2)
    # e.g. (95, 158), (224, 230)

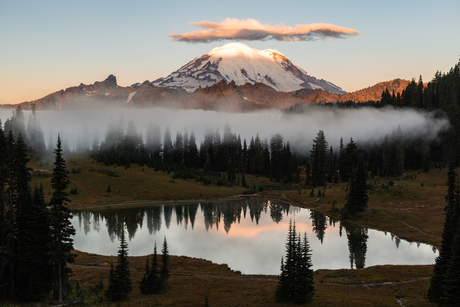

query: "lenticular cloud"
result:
(169, 18), (361, 43)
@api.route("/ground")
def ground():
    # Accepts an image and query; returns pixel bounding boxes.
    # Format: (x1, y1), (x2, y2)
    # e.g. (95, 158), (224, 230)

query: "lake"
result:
(72, 199), (438, 275)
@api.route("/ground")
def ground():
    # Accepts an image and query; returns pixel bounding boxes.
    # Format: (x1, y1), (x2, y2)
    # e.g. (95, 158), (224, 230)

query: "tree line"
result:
(95, 122), (297, 185)
(0, 114), (75, 303)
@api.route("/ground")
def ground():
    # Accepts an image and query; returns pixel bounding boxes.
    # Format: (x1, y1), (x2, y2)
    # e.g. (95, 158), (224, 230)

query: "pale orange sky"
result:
(1, 0), (459, 105)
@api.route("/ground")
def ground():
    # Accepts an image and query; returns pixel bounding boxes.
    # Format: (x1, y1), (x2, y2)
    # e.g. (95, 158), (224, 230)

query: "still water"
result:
(72, 199), (438, 275)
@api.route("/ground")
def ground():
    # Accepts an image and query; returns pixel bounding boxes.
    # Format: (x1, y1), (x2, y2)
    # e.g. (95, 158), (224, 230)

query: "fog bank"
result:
(0, 106), (449, 153)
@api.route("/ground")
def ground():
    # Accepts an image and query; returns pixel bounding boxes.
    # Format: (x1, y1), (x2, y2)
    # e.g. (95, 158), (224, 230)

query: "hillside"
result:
(4, 76), (415, 112)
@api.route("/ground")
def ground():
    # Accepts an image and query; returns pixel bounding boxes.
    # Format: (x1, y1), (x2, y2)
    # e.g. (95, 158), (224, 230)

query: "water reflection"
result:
(72, 199), (438, 275)
(343, 223), (368, 269)
(310, 211), (327, 244)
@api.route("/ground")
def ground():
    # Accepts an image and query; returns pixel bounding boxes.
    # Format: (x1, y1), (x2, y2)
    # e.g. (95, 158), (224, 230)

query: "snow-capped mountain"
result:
(148, 43), (346, 95)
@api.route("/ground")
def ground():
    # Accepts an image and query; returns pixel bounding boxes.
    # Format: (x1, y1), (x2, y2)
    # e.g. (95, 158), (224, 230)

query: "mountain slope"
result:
(7, 75), (415, 112)
(148, 43), (346, 95)
(15, 75), (136, 110)
(338, 79), (414, 102)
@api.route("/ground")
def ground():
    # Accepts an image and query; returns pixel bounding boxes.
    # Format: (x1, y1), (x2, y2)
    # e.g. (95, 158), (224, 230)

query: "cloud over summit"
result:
(169, 18), (361, 43)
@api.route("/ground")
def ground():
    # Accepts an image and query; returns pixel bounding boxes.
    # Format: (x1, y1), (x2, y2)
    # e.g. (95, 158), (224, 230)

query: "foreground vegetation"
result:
(30, 154), (447, 248)
(5, 59), (460, 305)
(19, 154), (450, 305)
(62, 251), (436, 306)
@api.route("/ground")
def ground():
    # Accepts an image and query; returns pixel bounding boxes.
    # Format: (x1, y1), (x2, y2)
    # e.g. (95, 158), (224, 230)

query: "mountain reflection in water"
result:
(72, 199), (437, 275)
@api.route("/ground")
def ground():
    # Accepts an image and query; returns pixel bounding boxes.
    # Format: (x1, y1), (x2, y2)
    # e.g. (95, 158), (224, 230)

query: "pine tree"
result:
(442, 213), (460, 305)
(270, 133), (284, 182)
(274, 257), (289, 302)
(140, 255), (150, 294)
(49, 135), (76, 302)
(140, 242), (161, 295)
(16, 185), (53, 301)
(342, 153), (368, 219)
(355, 153), (369, 212)
(340, 138), (358, 183)
(105, 259), (116, 299)
(160, 237), (170, 293)
(105, 228), (133, 301)
(0, 121), (6, 252)
(163, 126), (173, 165)
(428, 153), (459, 303)
(310, 130), (328, 187)
(149, 242), (162, 293)
(1, 131), (18, 299)
(293, 233), (315, 304)
(275, 221), (315, 303)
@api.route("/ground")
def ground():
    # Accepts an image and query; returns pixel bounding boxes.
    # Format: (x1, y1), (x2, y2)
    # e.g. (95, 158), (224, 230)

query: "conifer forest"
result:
(0, 60), (459, 305)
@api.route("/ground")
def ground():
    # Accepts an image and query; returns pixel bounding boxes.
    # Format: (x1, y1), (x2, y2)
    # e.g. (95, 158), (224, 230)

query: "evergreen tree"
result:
(140, 242), (161, 295)
(355, 153), (369, 212)
(340, 138), (358, 183)
(428, 153), (459, 303)
(310, 130), (328, 187)
(0, 121), (6, 251)
(342, 154), (368, 219)
(105, 259), (116, 300)
(146, 123), (162, 164)
(242, 139), (247, 187)
(270, 133), (284, 182)
(293, 233), (315, 304)
(1, 131), (18, 299)
(163, 126), (173, 165)
(441, 213), (460, 305)
(274, 257), (289, 302)
(160, 236), (170, 293)
(105, 228), (133, 301)
(140, 255), (150, 294)
(16, 185), (53, 301)
(49, 135), (76, 302)
(188, 130), (200, 169)
(275, 220), (314, 303)
(382, 129), (405, 177)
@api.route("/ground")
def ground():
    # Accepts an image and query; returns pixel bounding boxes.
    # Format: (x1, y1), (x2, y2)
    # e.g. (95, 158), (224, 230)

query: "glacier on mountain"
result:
(147, 43), (346, 95)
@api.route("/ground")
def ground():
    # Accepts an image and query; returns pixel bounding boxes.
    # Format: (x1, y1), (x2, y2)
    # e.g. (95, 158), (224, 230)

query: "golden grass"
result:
(65, 251), (437, 307)
(30, 154), (270, 210)
(283, 170), (449, 248)
(26, 154), (449, 306)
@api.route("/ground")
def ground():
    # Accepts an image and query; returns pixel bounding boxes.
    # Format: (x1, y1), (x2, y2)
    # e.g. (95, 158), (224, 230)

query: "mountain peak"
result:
(149, 43), (346, 94)
(208, 42), (256, 55)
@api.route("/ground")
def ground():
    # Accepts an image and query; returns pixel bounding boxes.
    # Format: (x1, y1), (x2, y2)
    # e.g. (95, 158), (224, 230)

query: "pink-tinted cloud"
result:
(169, 18), (361, 43)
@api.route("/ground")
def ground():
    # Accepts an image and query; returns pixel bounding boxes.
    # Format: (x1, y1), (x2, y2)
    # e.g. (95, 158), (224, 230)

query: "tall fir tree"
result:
(310, 130), (328, 187)
(105, 228), (133, 301)
(16, 185), (53, 301)
(441, 210), (460, 305)
(293, 233), (315, 304)
(342, 153), (368, 219)
(140, 242), (161, 295)
(49, 135), (76, 302)
(275, 220), (314, 303)
(428, 153), (459, 303)
(160, 237), (170, 293)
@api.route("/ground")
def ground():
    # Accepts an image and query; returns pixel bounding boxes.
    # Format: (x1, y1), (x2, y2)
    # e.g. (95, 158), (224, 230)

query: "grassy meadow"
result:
(26, 154), (450, 306)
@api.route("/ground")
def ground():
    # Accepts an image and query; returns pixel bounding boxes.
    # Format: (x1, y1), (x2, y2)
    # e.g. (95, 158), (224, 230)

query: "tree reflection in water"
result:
(342, 221), (368, 269)
(72, 199), (437, 274)
(310, 211), (327, 244)
(77, 203), (369, 271)
(76, 199), (295, 241)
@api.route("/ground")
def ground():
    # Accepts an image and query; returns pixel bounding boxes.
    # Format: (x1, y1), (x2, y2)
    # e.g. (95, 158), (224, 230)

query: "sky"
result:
(1, 0), (459, 105)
